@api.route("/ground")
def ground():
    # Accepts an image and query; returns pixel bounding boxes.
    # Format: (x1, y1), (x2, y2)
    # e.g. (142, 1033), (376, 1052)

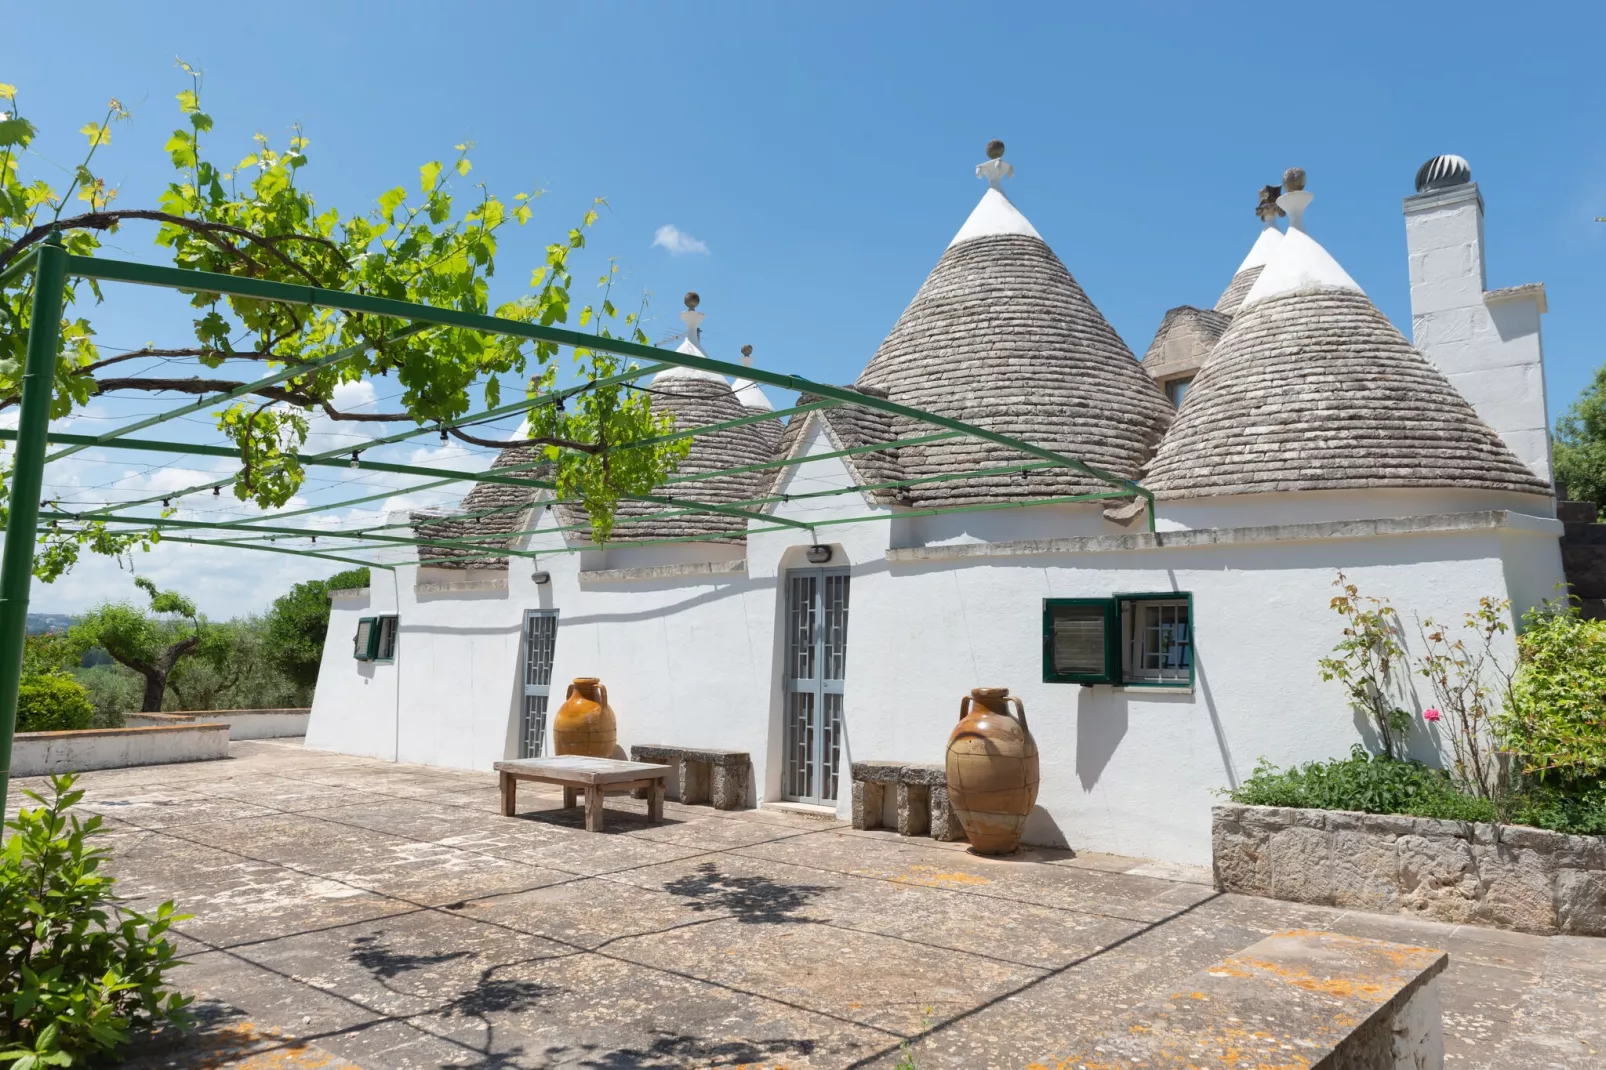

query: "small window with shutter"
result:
(375, 615), (399, 661)
(354, 617), (378, 661)
(1044, 594), (1194, 687)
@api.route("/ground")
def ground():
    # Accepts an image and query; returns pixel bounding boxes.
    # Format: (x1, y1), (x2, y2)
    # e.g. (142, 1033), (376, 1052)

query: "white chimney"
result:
(1403, 156), (1553, 486)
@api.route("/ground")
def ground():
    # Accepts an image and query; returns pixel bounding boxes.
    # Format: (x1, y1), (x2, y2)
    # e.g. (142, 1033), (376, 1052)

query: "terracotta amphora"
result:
(552, 678), (618, 758)
(945, 687), (1039, 855)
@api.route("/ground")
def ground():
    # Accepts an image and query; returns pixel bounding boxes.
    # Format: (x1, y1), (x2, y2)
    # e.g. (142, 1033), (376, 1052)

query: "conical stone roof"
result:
(1144, 288), (1550, 499)
(855, 185), (1172, 508)
(597, 367), (775, 543)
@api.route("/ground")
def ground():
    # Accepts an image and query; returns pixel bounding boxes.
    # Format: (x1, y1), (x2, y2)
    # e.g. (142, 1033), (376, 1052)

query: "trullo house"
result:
(307, 148), (1562, 865)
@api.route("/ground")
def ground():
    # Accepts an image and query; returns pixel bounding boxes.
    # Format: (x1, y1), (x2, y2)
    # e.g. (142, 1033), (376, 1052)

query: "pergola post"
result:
(0, 233), (66, 826)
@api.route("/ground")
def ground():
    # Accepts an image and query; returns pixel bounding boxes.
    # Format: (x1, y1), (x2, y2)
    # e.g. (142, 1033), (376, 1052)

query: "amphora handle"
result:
(1007, 695), (1029, 733)
(958, 695), (971, 723)
(599, 683), (609, 709)
(565, 682), (575, 700)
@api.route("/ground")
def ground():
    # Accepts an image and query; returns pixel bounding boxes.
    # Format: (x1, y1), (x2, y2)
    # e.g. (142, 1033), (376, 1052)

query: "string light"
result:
(350, 450), (362, 469)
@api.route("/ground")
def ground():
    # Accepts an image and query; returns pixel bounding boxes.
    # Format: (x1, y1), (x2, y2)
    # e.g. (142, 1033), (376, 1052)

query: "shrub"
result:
(1502, 603), (1606, 782)
(1231, 746), (1497, 822)
(1317, 573), (1413, 759)
(1508, 779), (1606, 836)
(1, 775), (192, 1066)
(15, 673), (95, 733)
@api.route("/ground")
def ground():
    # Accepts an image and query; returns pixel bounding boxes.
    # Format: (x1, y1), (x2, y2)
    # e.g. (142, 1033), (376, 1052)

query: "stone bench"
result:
(850, 761), (963, 842)
(1046, 929), (1448, 1068)
(628, 745), (750, 810)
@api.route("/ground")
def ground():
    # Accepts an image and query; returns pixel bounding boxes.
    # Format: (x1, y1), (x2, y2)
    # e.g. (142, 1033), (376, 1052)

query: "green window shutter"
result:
(354, 617), (377, 661)
(376, 616), (398, 660)
(1043, 598), (1117, 684)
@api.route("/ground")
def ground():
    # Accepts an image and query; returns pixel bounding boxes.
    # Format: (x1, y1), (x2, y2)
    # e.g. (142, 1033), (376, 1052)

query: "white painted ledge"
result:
(886, 510), (1560, 564)
(1485, 281), (1547, 313)
(415, 575), (509, 595)
(580, 559), (746, 584)
(12, 724), (231, 777)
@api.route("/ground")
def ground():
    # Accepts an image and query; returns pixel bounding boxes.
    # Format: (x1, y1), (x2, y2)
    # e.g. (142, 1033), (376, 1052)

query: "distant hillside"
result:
(25, 612), (76, 635)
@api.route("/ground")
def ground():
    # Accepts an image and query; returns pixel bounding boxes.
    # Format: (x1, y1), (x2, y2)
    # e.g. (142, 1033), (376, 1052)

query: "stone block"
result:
(1472, 843), (1557, 935)
(1556, 869), (1606, 936)
(1557, 835), (1606, 871)
(899, 762), (947, 786)
(897, 783), (931, 837)
(852, 779), (884, 831)
(710, 762), (748, 811)
(1361, 813), (1417, 838)
(1331, 829), (1399, 912)
(1323, 810), (1363, 832)
(1269, 825), (1333, 905)
(850, 760), (905, 783)
(680, 759), (711, 806)
(1240, 805), (1299, 837)
(1498, 824), (1567, 852)
(928, 785), (964, 842)
(1398, 834), (1481, 924)
(1411, 815), (1472, 841)
(1212, 826), (1271, 897)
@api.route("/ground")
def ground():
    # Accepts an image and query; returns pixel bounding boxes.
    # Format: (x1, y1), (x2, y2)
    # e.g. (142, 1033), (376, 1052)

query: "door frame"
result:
(519, 609), (559, 758)
(780, 566), (850, 805)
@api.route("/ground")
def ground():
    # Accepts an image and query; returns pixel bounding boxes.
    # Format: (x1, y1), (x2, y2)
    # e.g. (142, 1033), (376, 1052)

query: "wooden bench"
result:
(850, 761), (963, 842)
(629, 745), (751, 810)
(493, 756), (671, 832)
(1045, 929), (1448, 1067)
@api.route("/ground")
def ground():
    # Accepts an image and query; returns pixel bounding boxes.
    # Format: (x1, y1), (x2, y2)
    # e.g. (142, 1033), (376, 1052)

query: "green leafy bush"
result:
(1, 775), (192, 1067)
(15, 674), (95, 733)
(1231, 746), (1497, 822)
(1507, 779), (1606, 836)
(1502, 604), (1606, 781)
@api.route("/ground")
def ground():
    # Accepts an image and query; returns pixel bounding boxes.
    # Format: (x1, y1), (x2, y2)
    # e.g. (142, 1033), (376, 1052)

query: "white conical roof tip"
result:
(1239, 170), (1363, 308)
(950, 142), (1041, 248)
(654, 292), (731, 385)
(731, 343), (775, 411)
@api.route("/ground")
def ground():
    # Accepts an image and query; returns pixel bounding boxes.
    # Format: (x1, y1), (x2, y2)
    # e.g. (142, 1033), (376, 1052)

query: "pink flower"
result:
(1423, 708), (1442, 722)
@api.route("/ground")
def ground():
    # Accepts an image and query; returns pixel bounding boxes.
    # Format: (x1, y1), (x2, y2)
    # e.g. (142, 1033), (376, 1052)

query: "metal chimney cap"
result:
(1414, 154), (1471, 193)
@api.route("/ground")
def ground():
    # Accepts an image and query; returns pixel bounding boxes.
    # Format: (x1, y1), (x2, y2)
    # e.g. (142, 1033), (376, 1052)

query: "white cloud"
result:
(652, 224), (709, 256)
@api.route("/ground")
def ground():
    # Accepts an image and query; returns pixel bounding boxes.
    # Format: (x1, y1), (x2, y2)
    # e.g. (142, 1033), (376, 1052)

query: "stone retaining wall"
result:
(123, 709), (310, 739)
(1213, 803), (1606, 936)
(13, 723), (231, 777)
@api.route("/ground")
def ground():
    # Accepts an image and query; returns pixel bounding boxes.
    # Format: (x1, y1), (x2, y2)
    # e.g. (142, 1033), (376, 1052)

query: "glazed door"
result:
(782, 568), (849, 805)
(519, 610), (559, 758)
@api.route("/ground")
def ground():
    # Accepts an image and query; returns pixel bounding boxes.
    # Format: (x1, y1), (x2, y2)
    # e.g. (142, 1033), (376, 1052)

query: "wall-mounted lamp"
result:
(805, 544), (832, 564)
(531, 570), (551, 585)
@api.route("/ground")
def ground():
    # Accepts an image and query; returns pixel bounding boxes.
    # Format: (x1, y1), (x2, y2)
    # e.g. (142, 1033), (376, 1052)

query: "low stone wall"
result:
(122, 708), (310, 739)
(1213, 803), (1606, 936)
(13, 723), (231, 777)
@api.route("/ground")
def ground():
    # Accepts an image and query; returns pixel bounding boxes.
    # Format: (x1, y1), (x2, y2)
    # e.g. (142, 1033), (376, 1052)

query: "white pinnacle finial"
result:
(976, 139), (1012, 189)
(680, 291), (704, 346)
(1277, 167), (1312, 233)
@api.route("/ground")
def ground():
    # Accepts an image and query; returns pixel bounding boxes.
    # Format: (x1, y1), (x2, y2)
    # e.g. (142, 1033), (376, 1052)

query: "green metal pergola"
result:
(0, 233), (1155, 818)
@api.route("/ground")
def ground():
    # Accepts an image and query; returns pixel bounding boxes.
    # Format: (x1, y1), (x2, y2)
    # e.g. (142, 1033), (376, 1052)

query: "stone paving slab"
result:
(11, 739), (1598, 1069)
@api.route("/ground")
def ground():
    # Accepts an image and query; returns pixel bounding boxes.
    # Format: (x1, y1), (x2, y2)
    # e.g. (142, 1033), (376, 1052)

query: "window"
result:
(354, 615), (399, 661)
(1043, 594), (1192, 687)
(1166, 376), (1193, 408)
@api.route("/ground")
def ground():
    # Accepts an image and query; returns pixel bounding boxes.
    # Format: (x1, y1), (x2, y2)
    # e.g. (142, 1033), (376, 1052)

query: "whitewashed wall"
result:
(305, 417), (1565, 866)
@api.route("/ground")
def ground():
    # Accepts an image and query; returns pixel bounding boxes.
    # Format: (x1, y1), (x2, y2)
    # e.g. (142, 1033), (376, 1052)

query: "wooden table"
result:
(493, 756), (672, 832)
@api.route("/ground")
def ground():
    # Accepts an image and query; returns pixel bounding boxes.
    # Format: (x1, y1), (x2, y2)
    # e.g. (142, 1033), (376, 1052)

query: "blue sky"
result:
(5, 0), (1605, 614)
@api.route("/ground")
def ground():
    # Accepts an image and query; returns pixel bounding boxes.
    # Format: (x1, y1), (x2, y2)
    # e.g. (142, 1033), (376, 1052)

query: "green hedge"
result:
(1503, 607), (1606, 782)
(16, 673), (96, 733)
(1229, 746), (1606, 835)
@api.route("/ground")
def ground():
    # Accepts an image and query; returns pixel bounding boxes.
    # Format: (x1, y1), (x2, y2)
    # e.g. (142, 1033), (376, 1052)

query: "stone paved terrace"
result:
(7, 740), (1602, 1069)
